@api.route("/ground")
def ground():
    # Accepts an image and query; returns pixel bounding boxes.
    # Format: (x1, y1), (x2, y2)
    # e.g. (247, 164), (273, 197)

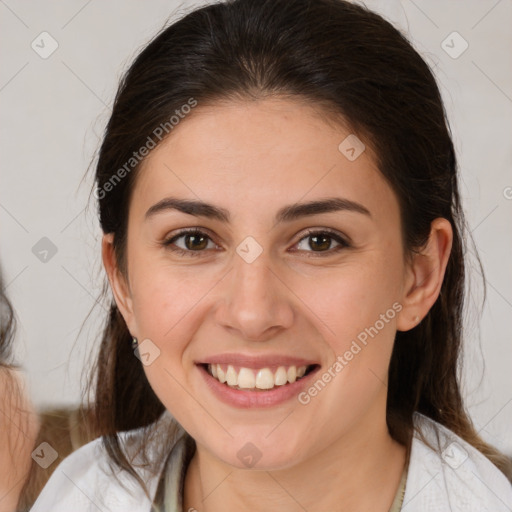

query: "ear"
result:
(396, 218), (453, 331)
(101, 233), (137, 335)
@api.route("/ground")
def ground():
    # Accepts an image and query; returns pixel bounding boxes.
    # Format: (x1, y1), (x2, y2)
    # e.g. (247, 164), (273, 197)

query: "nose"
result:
(215, 248), (294, 342)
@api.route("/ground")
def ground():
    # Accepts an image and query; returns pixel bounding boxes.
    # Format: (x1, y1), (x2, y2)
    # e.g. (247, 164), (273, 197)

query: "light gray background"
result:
(1, 0), (511, 454)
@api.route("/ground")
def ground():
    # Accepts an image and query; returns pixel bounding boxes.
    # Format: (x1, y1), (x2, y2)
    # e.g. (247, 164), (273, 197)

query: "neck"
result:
(183, 408), (407, 512)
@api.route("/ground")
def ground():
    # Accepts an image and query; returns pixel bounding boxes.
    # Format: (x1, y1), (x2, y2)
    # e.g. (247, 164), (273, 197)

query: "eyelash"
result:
(162, 228), (350, 258)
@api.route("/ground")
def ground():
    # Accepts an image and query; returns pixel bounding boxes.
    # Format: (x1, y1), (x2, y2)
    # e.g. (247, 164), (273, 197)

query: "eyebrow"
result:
(145, 196), (371, 223)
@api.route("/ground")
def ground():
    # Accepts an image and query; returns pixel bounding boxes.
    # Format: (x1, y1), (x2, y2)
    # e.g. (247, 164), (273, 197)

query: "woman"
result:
(0, 271), (39, 512)
(30, 0), (512, 510)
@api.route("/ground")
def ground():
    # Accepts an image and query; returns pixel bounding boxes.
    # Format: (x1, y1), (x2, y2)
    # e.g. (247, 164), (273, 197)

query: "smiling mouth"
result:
(201, 363), (319, 391)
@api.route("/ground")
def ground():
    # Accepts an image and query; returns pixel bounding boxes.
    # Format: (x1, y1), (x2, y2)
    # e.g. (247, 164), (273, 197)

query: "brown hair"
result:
(17, 407), (96, 511)
(88, 0), (512, 492)
(1, 270), (41, 510)
(1, 268), (15, 366)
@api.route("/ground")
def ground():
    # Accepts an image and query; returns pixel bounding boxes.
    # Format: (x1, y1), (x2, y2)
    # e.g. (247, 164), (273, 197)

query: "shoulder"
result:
(402, 412), (512, 511)
(30, 413), (180, 512)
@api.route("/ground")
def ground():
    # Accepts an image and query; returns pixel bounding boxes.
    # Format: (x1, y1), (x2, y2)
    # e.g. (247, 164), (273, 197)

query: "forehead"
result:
(132, 98), (398, 223)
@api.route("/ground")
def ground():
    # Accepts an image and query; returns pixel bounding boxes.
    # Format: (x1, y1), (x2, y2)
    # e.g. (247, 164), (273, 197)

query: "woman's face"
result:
(110, 98), (415, 469)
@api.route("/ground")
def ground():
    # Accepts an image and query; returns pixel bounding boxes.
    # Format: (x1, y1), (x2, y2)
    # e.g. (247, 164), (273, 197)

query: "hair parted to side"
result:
(88, 0), (512, 493)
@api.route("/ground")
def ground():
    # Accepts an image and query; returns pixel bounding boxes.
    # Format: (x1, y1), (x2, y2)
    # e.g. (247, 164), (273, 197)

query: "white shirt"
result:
(30, 412), (512, 511)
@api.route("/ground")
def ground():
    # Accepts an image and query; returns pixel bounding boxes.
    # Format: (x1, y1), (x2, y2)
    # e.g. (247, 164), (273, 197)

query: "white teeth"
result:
(217, 365), (226, 383)
(287, 366), (297, 383)
(238, 367), (256, 389)
(207, 364), (310, 390)
(226, 365), (238, 386)
(255, 368), (275, 389)
(274, 366), (288, 386)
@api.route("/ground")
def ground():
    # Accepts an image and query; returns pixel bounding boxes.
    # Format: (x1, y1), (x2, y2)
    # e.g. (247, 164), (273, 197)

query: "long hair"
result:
(1, 270), (41, 510)
(88, 0), (512, 491)
(0, 269), (16, 367)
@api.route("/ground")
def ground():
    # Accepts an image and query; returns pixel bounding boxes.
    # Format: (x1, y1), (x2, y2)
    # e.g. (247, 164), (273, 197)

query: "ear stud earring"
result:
(132, 337), (138, 348)
(414, 315), (420, 323)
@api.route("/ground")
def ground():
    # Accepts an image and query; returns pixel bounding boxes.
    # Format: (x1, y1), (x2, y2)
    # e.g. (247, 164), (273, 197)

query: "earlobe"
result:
(101, 233), (137, 334)
(396, 218), (453, 332)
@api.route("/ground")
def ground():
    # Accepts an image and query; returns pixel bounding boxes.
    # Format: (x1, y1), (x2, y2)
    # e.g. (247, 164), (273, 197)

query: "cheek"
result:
(294, 251), (402, 387)
(294, 265), (400, 430)
(129, 266), (213, 424)
(129, 259), (209, 340)
(301, 256), (400, 333)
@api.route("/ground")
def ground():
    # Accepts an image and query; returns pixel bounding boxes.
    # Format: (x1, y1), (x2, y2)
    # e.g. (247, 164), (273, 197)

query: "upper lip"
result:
(196, 353), (319, 369)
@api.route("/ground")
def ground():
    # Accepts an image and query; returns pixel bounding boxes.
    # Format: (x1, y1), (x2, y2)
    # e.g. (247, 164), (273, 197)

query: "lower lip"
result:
(197, 364), (320, 408)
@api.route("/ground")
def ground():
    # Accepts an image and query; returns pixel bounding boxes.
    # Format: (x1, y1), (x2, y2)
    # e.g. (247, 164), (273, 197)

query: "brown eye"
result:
(183, 233), (209, 250)
(295, 230), (349, 255)
(163, 229), (216, 256)
(308, 234), (332, 251)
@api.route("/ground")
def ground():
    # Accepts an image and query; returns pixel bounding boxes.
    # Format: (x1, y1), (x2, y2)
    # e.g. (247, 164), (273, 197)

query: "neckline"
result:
(152, 432), (410, 512)
(388, 456), (409, 512)
(150, 432), (196, 512)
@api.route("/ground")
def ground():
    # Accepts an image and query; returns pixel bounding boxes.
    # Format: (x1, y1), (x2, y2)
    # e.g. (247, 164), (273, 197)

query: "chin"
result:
(207, 429), (308, 471)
